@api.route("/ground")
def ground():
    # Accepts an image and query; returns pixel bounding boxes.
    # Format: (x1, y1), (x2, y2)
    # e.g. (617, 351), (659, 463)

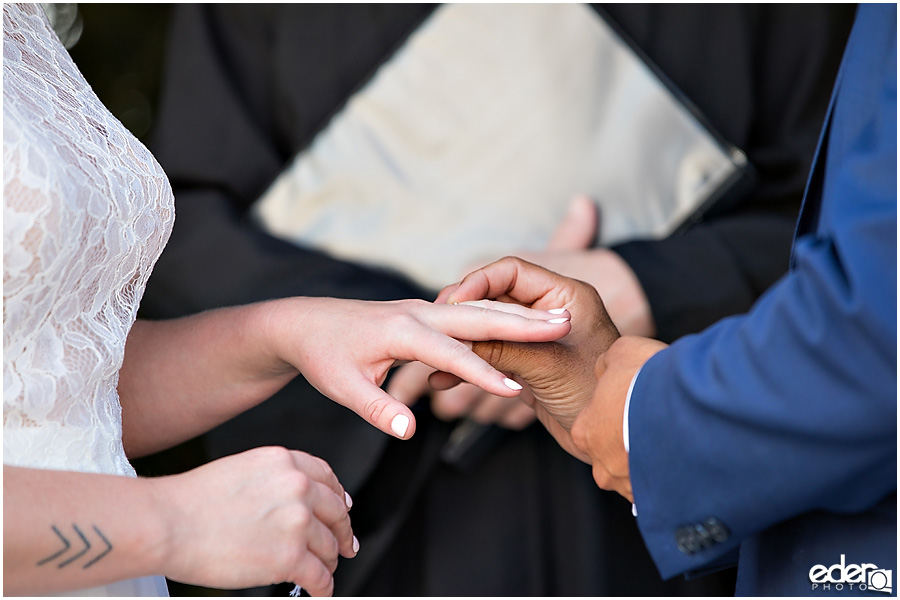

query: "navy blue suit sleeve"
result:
(627, 6), (897, 578)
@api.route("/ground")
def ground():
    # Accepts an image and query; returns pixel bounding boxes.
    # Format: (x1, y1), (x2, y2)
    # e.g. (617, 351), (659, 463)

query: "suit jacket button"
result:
(703, 517), (730, 542)
(675, 527), (698, 554)
(675, 518), (730, 555)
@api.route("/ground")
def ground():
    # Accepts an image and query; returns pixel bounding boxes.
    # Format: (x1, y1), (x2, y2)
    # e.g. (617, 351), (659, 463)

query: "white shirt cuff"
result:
(623, 365), (644, 518)
(622, 365), (643, 454)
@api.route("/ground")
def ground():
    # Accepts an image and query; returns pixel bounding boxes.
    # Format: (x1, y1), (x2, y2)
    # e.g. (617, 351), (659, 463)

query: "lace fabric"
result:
(3, 3), (174, 477)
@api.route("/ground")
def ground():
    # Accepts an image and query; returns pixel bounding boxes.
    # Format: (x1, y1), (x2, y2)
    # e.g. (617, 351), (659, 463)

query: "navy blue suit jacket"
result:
(629, 5), (897, 595)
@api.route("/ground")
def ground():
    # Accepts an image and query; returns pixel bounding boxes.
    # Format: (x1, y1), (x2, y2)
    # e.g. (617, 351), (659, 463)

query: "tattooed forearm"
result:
(37, 524), (113, 569)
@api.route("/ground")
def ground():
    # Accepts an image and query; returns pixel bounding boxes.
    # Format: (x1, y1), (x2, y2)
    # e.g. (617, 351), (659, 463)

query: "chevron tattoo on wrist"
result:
(37, 524), (113, 569)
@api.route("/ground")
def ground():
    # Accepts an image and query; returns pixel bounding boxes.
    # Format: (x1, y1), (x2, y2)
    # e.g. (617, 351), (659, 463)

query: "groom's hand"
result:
(434, 256), (620, 460)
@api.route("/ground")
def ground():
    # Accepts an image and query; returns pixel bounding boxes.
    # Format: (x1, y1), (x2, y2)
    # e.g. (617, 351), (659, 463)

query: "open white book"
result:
(252, 4), (749, 290)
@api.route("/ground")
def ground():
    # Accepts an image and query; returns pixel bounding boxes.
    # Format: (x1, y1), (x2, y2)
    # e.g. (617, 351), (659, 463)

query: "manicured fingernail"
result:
(344, 491), (353, 509)
(391, 414), (410, 437)
(548, 308), (567, 314)
(504, 378), (523, 391)
(549, 317), (569, 324)
(353, 536), (360, 554)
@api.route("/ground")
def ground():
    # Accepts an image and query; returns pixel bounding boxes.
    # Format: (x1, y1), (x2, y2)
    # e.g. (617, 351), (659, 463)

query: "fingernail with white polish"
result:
(353, 536), (360, 554)
(391, 414), (410, 437)
(344, 491), (353, 509)
(549, 317), (569, 324)
(548, 308), (567, 314)
(504, 378), (523, 391)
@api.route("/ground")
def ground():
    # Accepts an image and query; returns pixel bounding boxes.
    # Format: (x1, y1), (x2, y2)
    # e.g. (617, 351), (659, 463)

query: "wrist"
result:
(248, 297), (311, 378)
(138, 476), (182, 580)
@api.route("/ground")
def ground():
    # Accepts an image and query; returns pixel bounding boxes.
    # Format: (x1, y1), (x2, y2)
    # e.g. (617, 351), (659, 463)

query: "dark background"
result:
(69, 4), (171, 142)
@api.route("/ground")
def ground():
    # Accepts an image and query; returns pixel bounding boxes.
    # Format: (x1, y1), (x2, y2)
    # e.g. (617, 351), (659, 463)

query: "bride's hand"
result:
(262, 297), (571, 439)
(154, 446), (354, 596)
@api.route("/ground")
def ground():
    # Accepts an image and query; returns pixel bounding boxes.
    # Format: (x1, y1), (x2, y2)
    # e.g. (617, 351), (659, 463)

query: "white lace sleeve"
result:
(3, 2), (174, 476)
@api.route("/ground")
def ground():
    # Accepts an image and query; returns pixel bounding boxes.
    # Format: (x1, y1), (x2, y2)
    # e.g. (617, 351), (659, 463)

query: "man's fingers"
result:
(546, 194), (599, 251)
(431, 383), (482, 421)
(470, 339), (560, 382)
(435, 283), (460, 305)
(442, 257), (576, 309)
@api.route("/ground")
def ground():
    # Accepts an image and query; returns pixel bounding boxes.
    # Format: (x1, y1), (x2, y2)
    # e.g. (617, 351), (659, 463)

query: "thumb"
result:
(340, 375), (418, 439)
(546, 194), (599, 251)
(471, 340), (562, 385)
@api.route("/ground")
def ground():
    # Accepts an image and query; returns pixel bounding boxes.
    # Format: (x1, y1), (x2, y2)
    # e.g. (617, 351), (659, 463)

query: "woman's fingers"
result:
(288, 451), (344, 498)
(284, 451), (357, 562)
(412, 300), (571, 343)
(335, 375), (418, 439)
(288, 553), (334, 597)
(338, 327), (522, 434)
(399, 326), (530, 399)
(302, 513), (342, 573)
(455, 299), (566, 320)
(304, 480), (356, 560)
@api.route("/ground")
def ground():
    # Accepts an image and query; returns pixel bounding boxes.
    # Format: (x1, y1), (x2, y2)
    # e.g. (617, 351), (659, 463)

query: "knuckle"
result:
(570, 417), (588, 450)
(283, 503), (312, 533)
(363, 396), (390, 426)
(398, 298), (428, 310)
(386, 310), (417, 334)
(283, 471), (312, 498)
(592, 465), (613, 490)
(311, 455), (332, 477)
(313, 565), (334, 594)
(473, 340), (505, 367)
(501, 255), (524, 268)
(257, 445), (292, 465)
(324, 537), (340, 570)
(593, 352), (609, 379)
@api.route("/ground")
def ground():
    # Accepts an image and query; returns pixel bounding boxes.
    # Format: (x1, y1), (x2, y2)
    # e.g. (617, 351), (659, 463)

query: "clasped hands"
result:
(392, 256), (667, 502)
